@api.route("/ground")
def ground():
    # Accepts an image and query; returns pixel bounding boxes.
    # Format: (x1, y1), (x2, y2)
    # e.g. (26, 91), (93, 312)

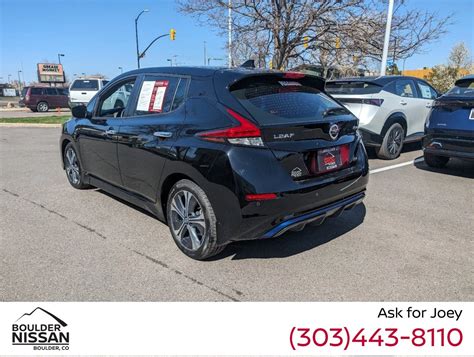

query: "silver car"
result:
(326, 76), (439, 159)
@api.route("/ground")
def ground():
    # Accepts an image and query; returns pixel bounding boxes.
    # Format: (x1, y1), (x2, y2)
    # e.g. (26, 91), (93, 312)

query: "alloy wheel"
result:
(170, 190), (207, 251)
(38, 102), (48, 112)
(65, 147), (80, 185)
(387, 127), (403, 155)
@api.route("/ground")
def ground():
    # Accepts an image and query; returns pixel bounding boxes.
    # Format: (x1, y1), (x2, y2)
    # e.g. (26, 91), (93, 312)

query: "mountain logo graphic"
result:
(12, 307), (70, 351)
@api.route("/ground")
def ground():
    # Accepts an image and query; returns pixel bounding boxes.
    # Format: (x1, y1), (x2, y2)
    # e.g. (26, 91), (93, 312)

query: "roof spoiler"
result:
(240, 60), (255, 68)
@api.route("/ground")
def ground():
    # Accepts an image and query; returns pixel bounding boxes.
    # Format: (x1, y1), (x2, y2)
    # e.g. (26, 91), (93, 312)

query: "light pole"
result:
(167, 59), (172, 66)
(203, 41), (207, 66)
(380, 0), (394, 76)
(118, 66), (123, 74)
(135, 9), (149, 69)
(17, 70), (22, 92)
(58, 53), (65, 64)
(228, 0), (232, 68)
(8, 74), (12, 83)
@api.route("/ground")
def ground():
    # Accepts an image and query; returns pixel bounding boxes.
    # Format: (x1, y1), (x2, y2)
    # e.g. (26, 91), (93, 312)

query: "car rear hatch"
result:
(216, 72), (360, 180)
(325, 79), (385, 119)
(69, 79), (99, 103)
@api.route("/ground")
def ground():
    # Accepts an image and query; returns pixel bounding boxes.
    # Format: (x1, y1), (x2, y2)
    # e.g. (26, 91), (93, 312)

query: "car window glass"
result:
(171, 78), (188, 111)
(57, 88), (68, 96)
(134, 76), (179, 116)
(30, 88), (43, 95)
(395, 80), (416, 98)
(97, 79), (135, 117)
(45, 88), (57, 95)
(71, 80), (99, 91)
(417, 81), (437, 99)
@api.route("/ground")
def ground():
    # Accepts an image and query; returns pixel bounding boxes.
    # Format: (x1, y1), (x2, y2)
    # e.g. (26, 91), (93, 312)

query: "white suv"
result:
(326, 76), (439, 159)
(68, 77), (109, 107)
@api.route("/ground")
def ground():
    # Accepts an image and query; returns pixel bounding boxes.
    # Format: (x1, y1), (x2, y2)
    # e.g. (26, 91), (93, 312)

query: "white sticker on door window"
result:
(136, 80), (169, 112)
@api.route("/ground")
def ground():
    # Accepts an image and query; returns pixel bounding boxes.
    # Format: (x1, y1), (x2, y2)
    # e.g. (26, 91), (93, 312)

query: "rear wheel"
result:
(37, 101), (49, 112)
(424, 152), (449, 168)
(166, 179), (224, 260)
(377, 123), (405, 160)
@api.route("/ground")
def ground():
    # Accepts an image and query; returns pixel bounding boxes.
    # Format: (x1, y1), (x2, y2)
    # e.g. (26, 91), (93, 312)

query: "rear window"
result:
(30, 88), (44, 95)
(326, 81), (382, 95)
(445, 79), (474, 97)
(71, 80), (99, 91)
(21, 88), (28, 97)
(230, 76), (343, 125)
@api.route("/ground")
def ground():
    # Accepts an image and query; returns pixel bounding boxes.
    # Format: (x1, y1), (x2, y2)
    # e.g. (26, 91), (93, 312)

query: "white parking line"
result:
(370, 157), (424, 174)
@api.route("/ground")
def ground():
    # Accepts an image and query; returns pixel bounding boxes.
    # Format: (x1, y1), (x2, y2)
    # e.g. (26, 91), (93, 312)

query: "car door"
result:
(76, 76), (139, 187)
(415, 80), (438, 131)
(393, 79), (422, 136)
(44, 88), (59, 108)
(117, 74), (188, 201)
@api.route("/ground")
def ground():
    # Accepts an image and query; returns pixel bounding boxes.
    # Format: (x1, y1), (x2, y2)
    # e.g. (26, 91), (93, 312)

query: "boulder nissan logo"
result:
(329, 124), (340, 140)
(11, 307), (70, 351)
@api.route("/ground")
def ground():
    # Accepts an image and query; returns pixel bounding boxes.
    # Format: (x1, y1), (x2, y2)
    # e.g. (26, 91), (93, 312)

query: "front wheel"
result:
(377, 123), (405, 160)
(166, 179), (224, 260)
(63, 143), (90, 189)
(424, 152), (449, 168)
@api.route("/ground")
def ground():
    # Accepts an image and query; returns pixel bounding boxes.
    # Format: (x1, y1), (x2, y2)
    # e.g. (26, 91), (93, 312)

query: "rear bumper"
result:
(422, 134), (474, 159)
(262, 191), (365, 238)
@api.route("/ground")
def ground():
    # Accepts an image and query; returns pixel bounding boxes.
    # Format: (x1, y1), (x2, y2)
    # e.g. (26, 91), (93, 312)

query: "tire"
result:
(424, 152), (449, 168)
(63, 143), (90, 189)
(166, 179), (224, 260)
(36, 101), (49, 112)
(29, 107), (38, 112)
(377, 123), (405, 160)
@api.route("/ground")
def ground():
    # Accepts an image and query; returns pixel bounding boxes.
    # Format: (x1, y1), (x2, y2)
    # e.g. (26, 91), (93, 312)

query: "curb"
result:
(0, 123), (62, 128)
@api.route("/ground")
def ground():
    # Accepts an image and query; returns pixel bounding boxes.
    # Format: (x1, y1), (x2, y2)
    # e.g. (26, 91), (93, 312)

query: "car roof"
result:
(326, 75), (422, 86)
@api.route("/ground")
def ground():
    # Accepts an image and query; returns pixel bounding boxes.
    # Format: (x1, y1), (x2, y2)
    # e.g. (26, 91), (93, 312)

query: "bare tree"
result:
(179, 0), (451, 74)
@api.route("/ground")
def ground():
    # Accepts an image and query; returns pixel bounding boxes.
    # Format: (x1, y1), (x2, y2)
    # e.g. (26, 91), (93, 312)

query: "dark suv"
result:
(60, 67), (369, 259)
(20, 86), (69, 112)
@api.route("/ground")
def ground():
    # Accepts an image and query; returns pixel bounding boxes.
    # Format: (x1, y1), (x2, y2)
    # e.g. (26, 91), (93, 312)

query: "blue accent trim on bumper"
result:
(262, 192), (365, 238)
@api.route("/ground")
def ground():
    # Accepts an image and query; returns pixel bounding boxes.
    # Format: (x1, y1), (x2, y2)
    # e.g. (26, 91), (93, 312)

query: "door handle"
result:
(400, 100), (407, 105)
(153, 131), (173, 138)
(105, 129), (117, 136)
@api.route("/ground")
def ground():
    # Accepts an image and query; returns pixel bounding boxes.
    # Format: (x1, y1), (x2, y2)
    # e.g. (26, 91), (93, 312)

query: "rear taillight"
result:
(197, 108), (264, 147)
(362, 98), (384, 106)
(284, 72), (305, 79)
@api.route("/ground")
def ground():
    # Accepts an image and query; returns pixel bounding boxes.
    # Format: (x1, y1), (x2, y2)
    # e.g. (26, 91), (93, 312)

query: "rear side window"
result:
(45, 88), (57, 95)
(326, 81), (382, 94)
(393, 79), (416, 98)
(71, 80), (99, 91)
(231, 76), (343, 125)
(57, 88), (68, 95)
(416, 81), (437, 99)
(21, 88), (28, 97)
(134, 76), (180, 116)
(30, 88), (44, 95)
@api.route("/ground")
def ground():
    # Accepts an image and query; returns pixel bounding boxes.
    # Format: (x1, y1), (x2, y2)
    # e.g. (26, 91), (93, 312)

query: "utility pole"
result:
(17, 70), (22, 92)
(228, 0), (232, 68)
(135, 9), (149, 69)
(380, 0), (394, 76)
(203, 41), (207, 66)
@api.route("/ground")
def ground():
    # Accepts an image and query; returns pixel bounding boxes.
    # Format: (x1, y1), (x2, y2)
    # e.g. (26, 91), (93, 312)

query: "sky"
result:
(0, 0), (473, 84)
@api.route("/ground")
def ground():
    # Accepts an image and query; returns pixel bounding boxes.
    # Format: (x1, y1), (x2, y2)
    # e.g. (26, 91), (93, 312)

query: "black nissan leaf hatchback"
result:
(60, 67), (369, 259)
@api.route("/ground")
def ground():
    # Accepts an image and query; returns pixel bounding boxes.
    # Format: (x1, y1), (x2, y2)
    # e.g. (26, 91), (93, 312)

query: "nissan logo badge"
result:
(329, 124), (340, 140)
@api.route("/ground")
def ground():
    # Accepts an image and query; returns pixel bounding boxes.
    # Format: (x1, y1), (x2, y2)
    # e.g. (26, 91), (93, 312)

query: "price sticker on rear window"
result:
(136, 80), (169, 112)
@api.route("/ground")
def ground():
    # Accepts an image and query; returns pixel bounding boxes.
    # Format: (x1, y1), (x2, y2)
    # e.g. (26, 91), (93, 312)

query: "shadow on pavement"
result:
(213, 203), (366, 260)
(414, 157), (474, 179)
(367, 141), (422, 160)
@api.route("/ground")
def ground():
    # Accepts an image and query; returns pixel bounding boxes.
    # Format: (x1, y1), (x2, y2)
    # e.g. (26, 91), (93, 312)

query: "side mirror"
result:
(71, 105), (87, 118)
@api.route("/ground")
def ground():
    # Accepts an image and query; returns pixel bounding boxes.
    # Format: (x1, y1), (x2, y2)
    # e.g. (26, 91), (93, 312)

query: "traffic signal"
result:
(335, 37), (341, 49)
(170, 29), (176, 40)
(303, 36), (309, 48)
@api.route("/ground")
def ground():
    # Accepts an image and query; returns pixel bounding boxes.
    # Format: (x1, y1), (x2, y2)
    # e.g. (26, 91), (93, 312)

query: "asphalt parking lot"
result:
(0, 126), (472, 301)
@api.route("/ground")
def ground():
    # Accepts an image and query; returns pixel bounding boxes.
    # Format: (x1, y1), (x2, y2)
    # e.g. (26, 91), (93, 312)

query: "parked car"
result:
(68, 77), (109, 107)
(19, 86), (69, 112)
(326, 76), (439, 159)
(60, 67), (369, 260)
(423, 74), (474, 167)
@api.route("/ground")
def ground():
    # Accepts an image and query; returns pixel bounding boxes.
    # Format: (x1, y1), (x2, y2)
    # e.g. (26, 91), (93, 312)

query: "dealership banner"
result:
(0, 302), (471, 355)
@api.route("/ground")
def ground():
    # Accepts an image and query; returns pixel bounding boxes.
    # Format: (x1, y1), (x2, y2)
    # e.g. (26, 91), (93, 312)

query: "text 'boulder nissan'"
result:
(60, 67), (369, 259)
